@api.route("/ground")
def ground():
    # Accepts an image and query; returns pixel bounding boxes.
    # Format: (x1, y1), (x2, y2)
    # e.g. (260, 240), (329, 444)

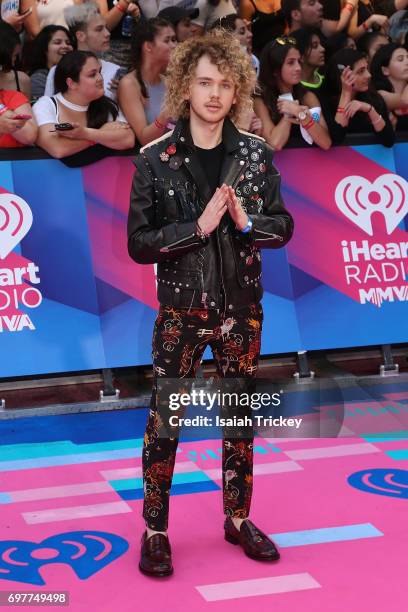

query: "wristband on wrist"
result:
(196, 220), (210, 239)
(362, 21), (369, 30)
(303, 118), (315, 131)
(116, 3), (126, 13)
(154, 117), (166, 131)
(372, 114), (383, 125)
(344, 2), (355, 12)
(336, 107), (345, 113)
(238, 216), (253, 233)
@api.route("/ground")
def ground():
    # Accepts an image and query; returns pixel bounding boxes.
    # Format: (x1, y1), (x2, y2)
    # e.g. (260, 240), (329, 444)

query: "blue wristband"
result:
(239, 217), (253, 233)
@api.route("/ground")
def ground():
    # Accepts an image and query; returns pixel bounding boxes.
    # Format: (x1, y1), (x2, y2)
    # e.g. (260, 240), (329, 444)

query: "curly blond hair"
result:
(163, 30), (256, 124)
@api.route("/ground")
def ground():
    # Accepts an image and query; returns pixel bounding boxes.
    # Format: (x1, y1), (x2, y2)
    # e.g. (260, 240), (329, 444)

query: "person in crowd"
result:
(389, 8), (408, 41)
(371, 42), (408, 128)
(239, 0), (285, 57)
(33, 50), (134, 159)
(26, 25), (73, 102)
(0, 21), (31, 99)
(321, 0), (359, 38)
(190, 8), (207, 36)
(325, 30), (357, 61)
(254, 36), (331, 150)
(1, 0), (40, 39)
(281, 0), (323, 33)
(0, 88), (37, 147)
(208, 14), (262, 132)
(32, 0), (75, 29)
(136, 0), (172, 19)
(157, 6), (199, 42)
(98, 0), (141, 69)
(357, 30), (390, 64)
(205, 0), (238, 29)
(209, 13), (260, 73)
(118, 17), (177, 145)
(44, 3), (120, 101)
(158, 0), (236, 34)
(323, 47), (395, 145)
(292, 26), (326, 92)
(346, 0), (390, 39)
(128, 29), (293, 578)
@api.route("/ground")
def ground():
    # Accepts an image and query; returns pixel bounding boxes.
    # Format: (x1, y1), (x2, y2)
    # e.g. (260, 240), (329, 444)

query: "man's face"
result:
(299, 0), (323, 28)
(79, 16), (111, 54)
(187, 55), (236, 125)
(176, 17), (194, 42)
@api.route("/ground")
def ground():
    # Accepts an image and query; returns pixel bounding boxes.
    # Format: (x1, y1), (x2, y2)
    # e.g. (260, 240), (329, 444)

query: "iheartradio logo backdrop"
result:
(0, 189), (41, 333)
(0, 192), (33, 259)
(0, 146), (407, 377)
(335, 173), (408, 236)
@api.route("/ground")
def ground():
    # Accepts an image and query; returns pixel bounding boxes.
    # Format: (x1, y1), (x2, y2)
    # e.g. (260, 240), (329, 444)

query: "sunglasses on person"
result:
(274, 36), (297, 46)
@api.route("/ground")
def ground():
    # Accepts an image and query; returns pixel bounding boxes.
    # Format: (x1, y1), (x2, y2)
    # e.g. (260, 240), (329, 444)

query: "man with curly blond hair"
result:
(128, 30), (294, 578)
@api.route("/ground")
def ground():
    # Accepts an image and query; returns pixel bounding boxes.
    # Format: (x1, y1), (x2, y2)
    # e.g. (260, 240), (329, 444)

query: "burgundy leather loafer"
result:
(139, 532), (173, 577)
(224, 517), (280, 561)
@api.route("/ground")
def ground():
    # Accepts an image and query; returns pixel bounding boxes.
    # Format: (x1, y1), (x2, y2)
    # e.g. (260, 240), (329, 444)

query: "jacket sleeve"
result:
(127, 154), (208, 264)
(245, 144), (294, 249)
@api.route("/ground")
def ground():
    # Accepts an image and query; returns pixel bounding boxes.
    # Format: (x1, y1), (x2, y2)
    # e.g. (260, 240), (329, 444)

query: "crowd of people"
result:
(1, 0), (408, 161)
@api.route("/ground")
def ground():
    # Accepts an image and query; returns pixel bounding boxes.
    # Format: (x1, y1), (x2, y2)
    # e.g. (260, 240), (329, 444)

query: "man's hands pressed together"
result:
(197, 185), (249, 235)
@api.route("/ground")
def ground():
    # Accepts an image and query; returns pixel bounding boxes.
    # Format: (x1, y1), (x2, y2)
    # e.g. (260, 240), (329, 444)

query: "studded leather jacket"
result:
(128, 118), (294, 311)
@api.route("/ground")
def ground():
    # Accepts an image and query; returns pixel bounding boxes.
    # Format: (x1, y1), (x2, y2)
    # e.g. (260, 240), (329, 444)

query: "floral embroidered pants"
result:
(142, 303), (263, 531)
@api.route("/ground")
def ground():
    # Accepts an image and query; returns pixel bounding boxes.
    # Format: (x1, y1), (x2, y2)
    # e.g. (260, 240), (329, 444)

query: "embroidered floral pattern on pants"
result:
(142, 303), (263, 530)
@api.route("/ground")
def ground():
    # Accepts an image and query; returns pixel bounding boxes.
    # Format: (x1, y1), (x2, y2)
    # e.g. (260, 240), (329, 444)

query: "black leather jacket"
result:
(128, 118), (294, 311)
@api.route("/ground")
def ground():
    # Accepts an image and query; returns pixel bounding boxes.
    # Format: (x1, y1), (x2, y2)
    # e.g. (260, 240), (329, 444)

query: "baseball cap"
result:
(158, 7), (199, 25)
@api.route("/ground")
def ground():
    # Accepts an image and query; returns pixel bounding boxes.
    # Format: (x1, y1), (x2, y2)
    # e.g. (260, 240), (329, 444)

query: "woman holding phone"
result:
(322, 47), (395, 146)
(33, 50), (135, 160)
(253, 36), (331, 151)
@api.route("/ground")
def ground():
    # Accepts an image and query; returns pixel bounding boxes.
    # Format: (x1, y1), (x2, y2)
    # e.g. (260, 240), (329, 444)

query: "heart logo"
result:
(0, 193), (33, 259)
(335, 173), (408, 236)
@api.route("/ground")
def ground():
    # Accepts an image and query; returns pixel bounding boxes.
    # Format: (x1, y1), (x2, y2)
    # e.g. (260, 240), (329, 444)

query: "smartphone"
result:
(54, 122), (74, 131)
(13, 114), (31, 120)
(337, 64), (346, 73)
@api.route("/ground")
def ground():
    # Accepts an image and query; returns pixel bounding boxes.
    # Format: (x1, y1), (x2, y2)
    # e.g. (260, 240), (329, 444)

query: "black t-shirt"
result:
(323, 0), (341, 21)
(195, 141), (225, 196)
